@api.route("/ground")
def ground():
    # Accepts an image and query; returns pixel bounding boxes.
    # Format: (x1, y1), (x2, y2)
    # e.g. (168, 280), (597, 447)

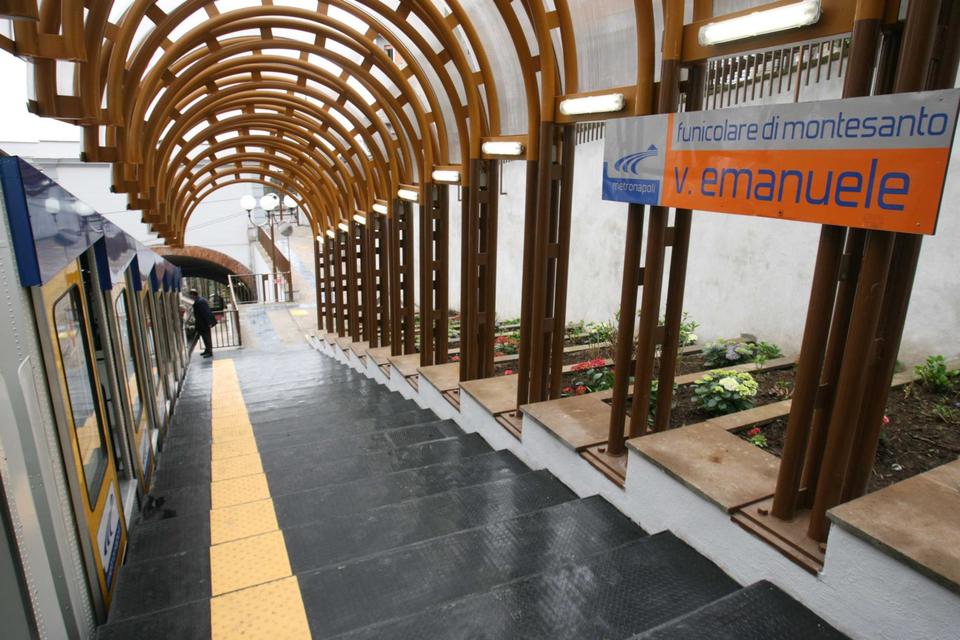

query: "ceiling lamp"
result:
(558, 93), (626, 116)
(699, 0), (821, 46)
(372, 202), (389, 215)
(431, 170), (461, 183)
(397, 188), (419, 202)
(353, 213), (367, 225)
(338, 222), (350, 233)
(481, 141), (524, 156)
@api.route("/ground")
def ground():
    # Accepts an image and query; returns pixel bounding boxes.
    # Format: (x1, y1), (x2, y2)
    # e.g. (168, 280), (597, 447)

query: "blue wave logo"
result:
(614, 145), (659, 175)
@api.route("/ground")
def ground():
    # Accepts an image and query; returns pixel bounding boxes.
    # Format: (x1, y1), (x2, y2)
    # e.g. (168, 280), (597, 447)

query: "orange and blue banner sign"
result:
(602, 89), (960, 235)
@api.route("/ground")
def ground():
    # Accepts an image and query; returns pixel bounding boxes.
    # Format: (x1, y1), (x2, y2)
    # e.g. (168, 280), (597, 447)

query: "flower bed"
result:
(667, 366), (795, 428)
(737, 358), (960, 493)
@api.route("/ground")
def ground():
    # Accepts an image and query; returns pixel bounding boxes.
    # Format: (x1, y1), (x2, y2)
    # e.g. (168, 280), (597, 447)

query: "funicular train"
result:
(0, 156), (191, 636)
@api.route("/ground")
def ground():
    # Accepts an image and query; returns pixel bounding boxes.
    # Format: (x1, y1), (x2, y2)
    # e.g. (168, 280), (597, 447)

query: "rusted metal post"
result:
(606, 203), (645, 456)
(771, 0), (886, 520)
(314, 236), (323, 332)
(547, 126), (575, 398)
(332, 232), (346, 338)
(344, 223), (360, 339)
(626, 1), (683, 438)
(516, 159), (540, 407)
(460, 159), (500, 381)
(843, 0), (960, 501)
(324, 237), (335, 335)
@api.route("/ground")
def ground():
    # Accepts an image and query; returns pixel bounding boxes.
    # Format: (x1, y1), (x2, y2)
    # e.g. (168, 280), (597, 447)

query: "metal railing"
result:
(228, 272), (293, 304)
(184, 302), (243, 350)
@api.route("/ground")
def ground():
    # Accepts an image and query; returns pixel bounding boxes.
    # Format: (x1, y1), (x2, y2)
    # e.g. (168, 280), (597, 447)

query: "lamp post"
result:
(260, 193), (281, 301)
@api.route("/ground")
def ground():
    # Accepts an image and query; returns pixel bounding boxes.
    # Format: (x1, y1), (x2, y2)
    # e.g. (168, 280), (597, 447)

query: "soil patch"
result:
(737, 382), (960, 493)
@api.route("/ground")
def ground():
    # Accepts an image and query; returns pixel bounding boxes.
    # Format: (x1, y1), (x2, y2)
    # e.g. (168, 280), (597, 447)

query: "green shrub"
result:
(703, 338), (781, 369)
(914, 355), (959, 392)
(693, 370), (759, 415)
(678, 312), (699, 348)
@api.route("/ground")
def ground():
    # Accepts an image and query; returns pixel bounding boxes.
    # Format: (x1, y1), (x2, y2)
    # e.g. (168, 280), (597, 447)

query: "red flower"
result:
(562, 386), (573, 394)
(494, 335), (511, 344)
(572, 357), (607, 372)
(503, 369), (514, 375)
(747, 427), (761, 437)
(882, 415), (890, 425)
(451, 355), (460, 362)
(575, 385), (588, 395)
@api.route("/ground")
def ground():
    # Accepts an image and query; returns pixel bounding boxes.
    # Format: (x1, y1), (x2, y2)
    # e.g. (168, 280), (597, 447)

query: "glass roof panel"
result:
(565, 0), (638, 93)
(459, 0), (528, 135)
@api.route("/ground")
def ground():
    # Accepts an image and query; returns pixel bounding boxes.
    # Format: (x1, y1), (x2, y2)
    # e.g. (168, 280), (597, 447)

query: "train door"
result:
(110, 281), (156, 493)
(32, 257), (127, 616)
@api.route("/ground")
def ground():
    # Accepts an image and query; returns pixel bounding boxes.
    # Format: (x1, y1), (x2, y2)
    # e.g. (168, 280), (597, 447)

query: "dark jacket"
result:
(193, 296), (218, 330)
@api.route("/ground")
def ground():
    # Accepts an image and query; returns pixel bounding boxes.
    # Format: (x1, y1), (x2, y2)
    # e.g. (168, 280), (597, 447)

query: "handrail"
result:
(228, 272), (294, 304)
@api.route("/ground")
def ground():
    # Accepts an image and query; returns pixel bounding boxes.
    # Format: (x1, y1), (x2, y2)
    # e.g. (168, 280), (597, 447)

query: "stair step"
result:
(125, 420), (470, 561)
(296, 496), (645, 637)
(632, 580), (847, 640)
(262, 432), (494, 496)
(334, 531), (739, 640)
(283, 469), (579, 573)
(156, 415), (455, 469)
(151, 414), (450, 495)
(273, 449), (532, 526)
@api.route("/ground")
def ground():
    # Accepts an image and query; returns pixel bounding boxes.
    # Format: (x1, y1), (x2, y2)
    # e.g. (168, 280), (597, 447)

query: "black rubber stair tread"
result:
(150, 418), (469, 493)
(334, 531), (739, 640)
(632, 580), (848, 640)
(127, 440), (524, 567)
(155, 418), (461, 478)
(283, 469), (579, 572)
(297, 495), (645, 637)
(262, 432), (493, 496)
(272, 449), (532, 526)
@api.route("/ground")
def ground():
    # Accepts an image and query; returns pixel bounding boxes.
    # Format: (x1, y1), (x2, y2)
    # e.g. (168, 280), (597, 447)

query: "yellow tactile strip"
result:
(210, 576), (311, 639)
(208, 360), (311, 638)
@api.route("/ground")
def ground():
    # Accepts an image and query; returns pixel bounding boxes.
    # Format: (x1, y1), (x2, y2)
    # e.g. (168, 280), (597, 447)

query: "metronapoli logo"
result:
(602, 142), (663, 204)
(613, 144), (659, 175)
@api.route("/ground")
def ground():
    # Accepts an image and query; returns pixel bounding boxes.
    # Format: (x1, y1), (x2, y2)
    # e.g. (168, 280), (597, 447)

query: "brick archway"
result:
(156, 245), (252, 283)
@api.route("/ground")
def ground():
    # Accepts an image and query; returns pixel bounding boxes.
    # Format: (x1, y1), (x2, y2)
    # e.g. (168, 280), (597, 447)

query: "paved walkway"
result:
(98, 305), (846, 639)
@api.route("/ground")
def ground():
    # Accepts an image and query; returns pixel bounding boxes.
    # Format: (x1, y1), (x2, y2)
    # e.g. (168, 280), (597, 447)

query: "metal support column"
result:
(460, 158), (500, 381)
(418, 183), (449, 366)
(517, 122), (575, 406)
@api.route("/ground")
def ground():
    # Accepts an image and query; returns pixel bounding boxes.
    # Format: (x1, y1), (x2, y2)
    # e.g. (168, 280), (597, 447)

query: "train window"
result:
(53, 286), (108, 508)
(115, 292), (143, 429)
(143, 300), (161, 392)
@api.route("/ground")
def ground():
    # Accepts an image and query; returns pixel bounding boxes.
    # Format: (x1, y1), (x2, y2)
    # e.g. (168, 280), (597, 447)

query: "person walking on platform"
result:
(189, 289), (218, 358)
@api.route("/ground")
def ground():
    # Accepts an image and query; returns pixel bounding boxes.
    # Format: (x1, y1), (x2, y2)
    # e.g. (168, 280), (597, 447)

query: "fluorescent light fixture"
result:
(338, 222), (350, 232)
(431, 169), (460, 183)
(326, 229), (336, 238)
(372, 202), (389, 215)
(699, 0), (821, 46)
(397, 188), (419, 202)
(315, 235), (325, 242)
(353, 213), (367, 225)
(481, 140), (524, 156)
(559, 93), (626, 116)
